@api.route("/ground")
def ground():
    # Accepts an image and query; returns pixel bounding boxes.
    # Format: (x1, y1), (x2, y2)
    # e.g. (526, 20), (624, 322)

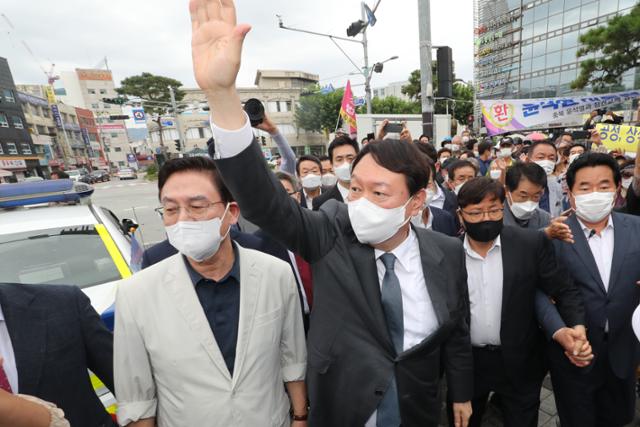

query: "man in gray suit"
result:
(189, 1), (473, 425)
(536, 153), (640, 427)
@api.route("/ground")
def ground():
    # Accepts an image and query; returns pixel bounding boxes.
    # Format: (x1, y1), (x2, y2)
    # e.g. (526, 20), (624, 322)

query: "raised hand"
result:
(544, 215), (574, 243)
(190, 0), (251, 94)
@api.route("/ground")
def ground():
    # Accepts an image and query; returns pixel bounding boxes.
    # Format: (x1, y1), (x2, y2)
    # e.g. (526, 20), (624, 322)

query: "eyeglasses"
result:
(155, 201), (226, 220)
(460, 208), (503, 221)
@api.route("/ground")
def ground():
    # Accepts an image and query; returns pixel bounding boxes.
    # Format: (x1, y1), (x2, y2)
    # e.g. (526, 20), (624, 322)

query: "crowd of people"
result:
(3, 1), (640, 426)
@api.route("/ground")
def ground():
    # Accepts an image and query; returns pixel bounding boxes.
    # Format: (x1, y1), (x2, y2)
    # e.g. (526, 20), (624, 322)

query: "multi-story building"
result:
(177, 70), (326, 157)
(372, 81), (412, 102)
(76, 107), (107, 170)
(17, 90), (61, 174)
(58, 69), (131, 169)
(0, 57), (42, 182)
(474, 0), (638, 127)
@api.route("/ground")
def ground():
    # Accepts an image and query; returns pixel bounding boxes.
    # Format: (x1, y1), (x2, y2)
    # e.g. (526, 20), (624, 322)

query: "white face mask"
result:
(439, 156), (450, 164)
(444, 143), (454, 151)
(574, 191), (615, 223)
(348, 195), (413, 245)
(499, 148), (512, 158)
(424, 187), (436, 207)
(568, 153), (581, 165)
(454, 182), (465, 195)
(334, 162), (352, 182)
(301, 173), (321, 189)
(451, 144), (461, 152)
(489, 169), (502, 180)
(321, 173), (338, 187)
(508, 194), (538, 220)
(534, 159), (556, 176)
(473, 151), (479, 158)
(165, 204), (230, 262)
(622, 177), (633, 190)
(462, 136), (470, 143)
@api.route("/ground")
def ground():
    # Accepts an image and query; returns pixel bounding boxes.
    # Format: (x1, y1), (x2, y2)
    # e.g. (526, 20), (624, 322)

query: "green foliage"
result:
(357, 96), (421, 114)
(295, 89), (344, 134)
(116, 72), (185, 116)
(402, 70), (422, 101)
(145, 164), (157, 176)
(572, 4), (640, 89)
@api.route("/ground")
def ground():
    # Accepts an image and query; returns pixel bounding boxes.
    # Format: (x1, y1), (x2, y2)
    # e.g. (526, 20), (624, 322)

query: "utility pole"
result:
(168, 86), (184, 156)
(418, 0), (435, 138)
(361, 4), (372, 114)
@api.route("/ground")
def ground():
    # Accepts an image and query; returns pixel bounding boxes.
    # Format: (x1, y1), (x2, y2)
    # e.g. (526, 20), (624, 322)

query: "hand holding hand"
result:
(544, 215), (574, 243)
(452, 401), (472, 427)
(553, 325), (593, 367)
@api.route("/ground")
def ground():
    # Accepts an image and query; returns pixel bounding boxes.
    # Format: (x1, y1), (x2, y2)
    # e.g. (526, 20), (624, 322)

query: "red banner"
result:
(339, 80), (357, 135)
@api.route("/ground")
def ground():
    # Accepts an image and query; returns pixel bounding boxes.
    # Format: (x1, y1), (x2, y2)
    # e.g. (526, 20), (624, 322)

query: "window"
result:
(6, 143), (18, 155)
(548, 0), (564, 15)
(91, 103), (99, 109)
(186, 127), (204, 140)
(22, 104), (32, 115)
(560, 69), (578, 85)
(20, 143), (32, 155)
(521, 43), (533, 60)
(521, 24), (534, 40)
(547, 35), (562, 52)
(562, 31), (579, 49)
(42, 107), (50, 118)
(620, 0), (636, 9)
(598, 0), (618, 15)
(104, 147), (111, 152)
(114, 147), (122, 152)
(548, 14), (564, 32)
(564, 0), (580, 9)
(546, 51), (562, 68)
(100, 89), (107, 94)
(36, 125), (47, 134)
(2, 89), (15, 103)
(88, 89), (96, 94)
(581, 2), (598, 21)
(534, 3), (549, 21)
(532, 57), (546, 72)
(267, 101), (279, 113)
(520, 59), (532, 74)
(563, 8), (580, 27)
(0, 113), (8, 128)
(521, 10), (534, 25)
(533, 19), (547, 36)
(279, 124), (296, 135)
(111, 133), (119, 138)
(118, 161), (126, 167)
(12, 116), (24, 129)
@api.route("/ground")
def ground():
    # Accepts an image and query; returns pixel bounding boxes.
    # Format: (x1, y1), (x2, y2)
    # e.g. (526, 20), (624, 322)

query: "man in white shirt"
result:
(453, 177), (588, 427)
(536, 152), (640, 427)
(312, 136), (359, 210)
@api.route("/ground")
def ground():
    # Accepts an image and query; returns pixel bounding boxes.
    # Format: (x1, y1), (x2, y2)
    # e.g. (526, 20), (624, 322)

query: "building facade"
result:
(178, 70), (327, 157)
(0, 57), (42, 182)
(372, 81), (411, 102)
(17, 90), (61, 174)
(58, 69), (131, 170)
(474, 0), (638, 126)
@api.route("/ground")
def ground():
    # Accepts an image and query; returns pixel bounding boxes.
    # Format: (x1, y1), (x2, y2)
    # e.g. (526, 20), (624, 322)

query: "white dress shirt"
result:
(366, 230), (440, 427)
(287, 250), (310, 314)
(430, 184), (446, 209)
(0, 304), (18, 393)
(577, 216), (614, 292)
(463, 235), (504, 347)
(337, 182), (350, 202)
(411, 208), (434, 230)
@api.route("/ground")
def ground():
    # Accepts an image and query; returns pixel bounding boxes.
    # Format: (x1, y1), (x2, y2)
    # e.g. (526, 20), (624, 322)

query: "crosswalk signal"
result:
(346, 20), (366, 37)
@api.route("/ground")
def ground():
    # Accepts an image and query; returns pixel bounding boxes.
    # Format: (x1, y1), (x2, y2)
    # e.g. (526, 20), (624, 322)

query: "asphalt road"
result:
(91, 178), (165, 248)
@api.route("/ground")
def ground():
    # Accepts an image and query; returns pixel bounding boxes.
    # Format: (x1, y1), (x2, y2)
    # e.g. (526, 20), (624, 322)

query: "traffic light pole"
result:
(418, 0), (435, 138)
(361, 4), (372, 115)
(168, 86), (185, 155)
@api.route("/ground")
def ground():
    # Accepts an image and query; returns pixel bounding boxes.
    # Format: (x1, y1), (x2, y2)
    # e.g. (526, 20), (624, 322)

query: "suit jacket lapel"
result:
(609, 213), (629, 295)
(0, 285), (46, 393)
(333, 185), (344, 203)
(567, 215), (606, 294)
(347, 241), (395, 355)
(415, 228), (450, 326)
(162, 255), (232, 381)
(499, 229), (517, 323)
(231, 246), (259, 387)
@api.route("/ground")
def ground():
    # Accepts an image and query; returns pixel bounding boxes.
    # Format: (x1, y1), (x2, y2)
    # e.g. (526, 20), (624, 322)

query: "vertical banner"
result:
(51, 105), (63, 128)
(339, 80), (358, 136)
(45, 85), (57, 104)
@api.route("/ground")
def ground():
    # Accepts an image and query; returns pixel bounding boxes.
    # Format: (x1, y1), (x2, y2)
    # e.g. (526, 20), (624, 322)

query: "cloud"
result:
(1, 0), (473, 96)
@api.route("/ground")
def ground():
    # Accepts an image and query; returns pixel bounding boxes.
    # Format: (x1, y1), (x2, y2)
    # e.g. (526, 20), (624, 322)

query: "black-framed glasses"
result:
(460, 208), (503, 221)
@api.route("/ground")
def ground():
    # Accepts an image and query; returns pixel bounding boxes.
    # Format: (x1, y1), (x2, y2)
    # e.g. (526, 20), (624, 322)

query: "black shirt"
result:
(184, 246), (241, 376)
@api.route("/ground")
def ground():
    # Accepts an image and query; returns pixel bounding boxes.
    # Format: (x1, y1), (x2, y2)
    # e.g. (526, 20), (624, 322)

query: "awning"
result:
(0, 169), (13, 177)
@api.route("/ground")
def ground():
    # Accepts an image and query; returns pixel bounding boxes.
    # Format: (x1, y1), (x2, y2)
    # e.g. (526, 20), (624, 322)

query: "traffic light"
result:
(346, 20), (366, 37)
(260, 136), (266, 146)
(174, 139), (181, 152)
(102, 97), (127, 105)
(437, 47), (454, 99)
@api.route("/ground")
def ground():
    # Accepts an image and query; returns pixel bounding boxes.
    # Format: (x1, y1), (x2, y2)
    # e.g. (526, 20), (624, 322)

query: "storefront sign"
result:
(0, 159), (27, 169)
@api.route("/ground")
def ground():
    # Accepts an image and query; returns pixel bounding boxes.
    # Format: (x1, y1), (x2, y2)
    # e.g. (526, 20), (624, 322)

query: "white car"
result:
(116, 168), (138, 180)
(0, 180), (139, 417)
(67, 169), (82, 182)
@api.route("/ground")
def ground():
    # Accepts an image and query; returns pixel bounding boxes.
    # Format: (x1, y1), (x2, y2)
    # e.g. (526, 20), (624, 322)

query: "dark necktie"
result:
(0, 363), (12, 393)
(377, 253), (403, 427)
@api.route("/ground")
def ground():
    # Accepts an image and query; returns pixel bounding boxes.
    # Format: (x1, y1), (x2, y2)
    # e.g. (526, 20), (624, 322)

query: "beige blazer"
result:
(114, 245), (306, 427)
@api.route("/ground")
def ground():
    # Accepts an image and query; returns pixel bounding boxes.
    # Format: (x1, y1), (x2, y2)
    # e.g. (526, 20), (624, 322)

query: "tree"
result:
(295, 89), (344, 136)
(116, 72), (185, 150)
(572, 3), (640, 90)
(400, 67), (475, 124)
(357, 96), (421, 115)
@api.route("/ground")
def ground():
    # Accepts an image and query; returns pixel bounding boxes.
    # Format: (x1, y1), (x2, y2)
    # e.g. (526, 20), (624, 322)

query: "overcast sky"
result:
(1, 0), (474, 97)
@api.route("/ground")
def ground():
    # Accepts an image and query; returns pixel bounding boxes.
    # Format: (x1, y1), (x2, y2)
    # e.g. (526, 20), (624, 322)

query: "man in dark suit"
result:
(536, 153), (640, 427)
(296, 154), (324, 209)
(192, 7), (473, 425)
(312, 136), (359, 210)
(451, 177), (586, 427)
(0, 283), (115, 427)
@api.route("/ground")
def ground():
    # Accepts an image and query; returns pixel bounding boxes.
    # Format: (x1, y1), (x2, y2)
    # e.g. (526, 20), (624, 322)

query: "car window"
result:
(68, 170), (80, 176)
(0, 225), (121, 288)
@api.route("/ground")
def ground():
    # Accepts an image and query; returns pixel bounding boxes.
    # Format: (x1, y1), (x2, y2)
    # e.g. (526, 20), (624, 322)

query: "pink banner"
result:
(339, 80), (357, 135)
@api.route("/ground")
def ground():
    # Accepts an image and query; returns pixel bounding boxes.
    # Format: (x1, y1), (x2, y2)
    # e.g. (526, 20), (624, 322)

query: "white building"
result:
(372, 81), (411, 102)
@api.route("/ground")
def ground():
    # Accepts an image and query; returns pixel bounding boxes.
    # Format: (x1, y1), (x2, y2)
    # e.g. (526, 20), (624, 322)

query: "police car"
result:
(0, 179), (140, 418)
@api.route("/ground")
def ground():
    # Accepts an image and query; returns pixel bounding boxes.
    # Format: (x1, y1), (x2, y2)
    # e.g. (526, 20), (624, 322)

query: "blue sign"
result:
(81, 128), (94, 158)
(132, 108), (146, 124)
(354, 97), (366, 107)
(127, 154), (136, 162)
(51, 105), (62, 128)
(161, 120), (174, 127)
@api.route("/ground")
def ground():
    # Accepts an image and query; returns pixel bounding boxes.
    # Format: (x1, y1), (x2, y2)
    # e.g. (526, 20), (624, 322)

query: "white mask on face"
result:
(444, 143), (454, 151)
(451, 144), (461, 152)
(348, 195), (413, 245)
(473, 151), (479, 158)
(424, 187), (436, 207)
(534, 159), (556, 175)
(499, 148), (512, 158)
(574, 191), (615, 223)
(165, 204), (230, 262)
(490, 169), (502, 180)
(622, 177), (633, 190)
(462, 136), (470, 143)
(439, 156), (450, 164)
(508, 194), (538, 220)
(334, 162), (352, 182)
(321, 173), (338, 187)
(301, 173), (322, 189)
(568, 153), (581, 165)
(454, 182), (465, 195)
